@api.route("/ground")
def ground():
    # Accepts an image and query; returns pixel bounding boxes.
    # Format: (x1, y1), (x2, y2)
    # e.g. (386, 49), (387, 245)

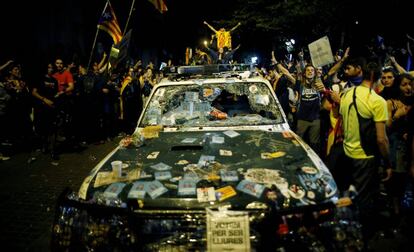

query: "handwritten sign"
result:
(207, 210), (250, 251)
(308, 36), (334, 67)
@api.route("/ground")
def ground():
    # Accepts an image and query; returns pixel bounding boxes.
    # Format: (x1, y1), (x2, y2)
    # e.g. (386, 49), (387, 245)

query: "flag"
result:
(148, 0), (168, 13)
(116, 29), (133, 65)
(407, 34), (413, 71)
(98, 1), (122, 44)
(377, 35), (385, 50)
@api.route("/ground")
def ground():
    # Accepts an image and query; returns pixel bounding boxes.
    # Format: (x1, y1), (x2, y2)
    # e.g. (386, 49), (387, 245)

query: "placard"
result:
(308, 36), (334, 67)
(207, 210), (250, 251)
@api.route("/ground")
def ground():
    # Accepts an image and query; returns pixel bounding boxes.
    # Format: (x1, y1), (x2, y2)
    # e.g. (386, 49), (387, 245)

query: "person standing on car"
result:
(203, 21), (241, 50)
(339, 57), (392, 242)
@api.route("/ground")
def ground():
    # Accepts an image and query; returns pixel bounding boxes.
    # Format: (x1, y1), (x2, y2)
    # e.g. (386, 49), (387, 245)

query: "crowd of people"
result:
(1, 27), (414, 247)
(260, 45), (414, 244)
(0, 56), (163, 164)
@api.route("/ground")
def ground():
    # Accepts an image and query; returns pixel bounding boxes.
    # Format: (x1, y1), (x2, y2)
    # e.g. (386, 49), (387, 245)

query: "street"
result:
(0, 139), (119, 251)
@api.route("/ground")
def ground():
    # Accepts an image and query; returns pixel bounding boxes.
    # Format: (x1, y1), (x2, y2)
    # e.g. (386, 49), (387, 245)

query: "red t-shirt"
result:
(52, 70), (73, 92)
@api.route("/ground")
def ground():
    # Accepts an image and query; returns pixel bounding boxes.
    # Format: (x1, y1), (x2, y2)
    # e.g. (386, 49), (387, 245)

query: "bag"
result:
(350, 87), (378, 156)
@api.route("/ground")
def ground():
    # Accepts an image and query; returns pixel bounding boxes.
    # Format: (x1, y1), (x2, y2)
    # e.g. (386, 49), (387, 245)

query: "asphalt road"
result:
(0, 139), (119, 251)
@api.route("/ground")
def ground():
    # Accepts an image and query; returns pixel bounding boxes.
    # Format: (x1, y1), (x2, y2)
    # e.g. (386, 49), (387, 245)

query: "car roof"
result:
(158, 64), (271, 87)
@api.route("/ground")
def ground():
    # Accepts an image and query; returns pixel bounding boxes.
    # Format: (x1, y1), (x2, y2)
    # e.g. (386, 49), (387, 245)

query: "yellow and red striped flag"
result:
(148, 0), (168, 13)
(98, 1), (122, 44)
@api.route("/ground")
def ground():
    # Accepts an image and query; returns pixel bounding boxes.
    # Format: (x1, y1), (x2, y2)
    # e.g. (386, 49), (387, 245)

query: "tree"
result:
(217, 0), (350, 50)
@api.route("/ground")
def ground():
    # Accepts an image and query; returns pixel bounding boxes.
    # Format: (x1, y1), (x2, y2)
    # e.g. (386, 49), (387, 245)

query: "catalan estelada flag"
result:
(98, 1), (122, 44)
(148, 0), (168, 13)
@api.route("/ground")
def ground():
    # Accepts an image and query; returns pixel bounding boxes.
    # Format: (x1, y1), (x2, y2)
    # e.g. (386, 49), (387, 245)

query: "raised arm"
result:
(327, 47), (350, 76)
(232, 44), (241, 52)
(389, 56), (408, 74)
(0, 60), (13, 72)
(272, 51), (296, 84)
(97, 52), (108, 72)
(203, 21), (218, 33)
(297, 50), (306, 72)
(230, 22), (241, 32)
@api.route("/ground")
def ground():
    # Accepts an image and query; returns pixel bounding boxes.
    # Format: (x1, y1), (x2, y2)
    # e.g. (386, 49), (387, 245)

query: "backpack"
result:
(349, 87), (378, 156)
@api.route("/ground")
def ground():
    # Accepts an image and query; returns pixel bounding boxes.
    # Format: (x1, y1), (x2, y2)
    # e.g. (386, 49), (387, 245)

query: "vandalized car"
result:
(52, 65), (363, 251)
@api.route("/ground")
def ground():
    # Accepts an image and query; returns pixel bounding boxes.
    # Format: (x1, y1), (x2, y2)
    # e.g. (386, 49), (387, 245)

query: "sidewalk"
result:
(0, 139), (119, 251)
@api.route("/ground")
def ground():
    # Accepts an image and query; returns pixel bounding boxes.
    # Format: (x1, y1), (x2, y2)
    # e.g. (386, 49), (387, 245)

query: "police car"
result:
(52, 65), (361, 251)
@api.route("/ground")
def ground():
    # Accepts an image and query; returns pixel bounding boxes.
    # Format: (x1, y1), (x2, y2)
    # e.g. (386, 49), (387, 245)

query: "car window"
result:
(140, 82), (284, 127)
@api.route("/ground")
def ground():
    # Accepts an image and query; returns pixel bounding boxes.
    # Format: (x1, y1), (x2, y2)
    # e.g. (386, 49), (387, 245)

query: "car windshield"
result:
(140, 81), (285, 127)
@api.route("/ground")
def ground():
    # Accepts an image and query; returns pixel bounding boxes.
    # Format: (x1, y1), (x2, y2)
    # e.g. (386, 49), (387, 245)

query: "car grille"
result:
(51, 190), (364, 251)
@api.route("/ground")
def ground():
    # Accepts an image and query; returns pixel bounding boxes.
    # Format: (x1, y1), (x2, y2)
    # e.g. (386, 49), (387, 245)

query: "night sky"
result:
(1, 0), (237, 60)
(1, 0), (413, 81)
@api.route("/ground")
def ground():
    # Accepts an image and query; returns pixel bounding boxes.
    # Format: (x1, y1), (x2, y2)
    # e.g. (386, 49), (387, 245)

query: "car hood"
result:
(79, 129), (338, 213)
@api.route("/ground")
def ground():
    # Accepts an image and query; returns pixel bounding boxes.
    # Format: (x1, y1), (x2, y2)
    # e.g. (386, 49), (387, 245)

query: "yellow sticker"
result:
(301, 166), (318, 174)
(137, 200), (144, 208)
(94, 171), (118, 188)
(142, 125), (163, 139)
(336, 197), (352, 207)
(203, 88), (214, 97)
(208, 173), (221, 181)
(176, 160), (189, 165)
(215, 186), (237, 201)
(261, 151), (286, 159)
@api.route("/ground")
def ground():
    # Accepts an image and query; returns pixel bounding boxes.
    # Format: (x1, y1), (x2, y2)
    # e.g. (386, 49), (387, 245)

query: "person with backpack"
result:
(338, 57), (392, 243)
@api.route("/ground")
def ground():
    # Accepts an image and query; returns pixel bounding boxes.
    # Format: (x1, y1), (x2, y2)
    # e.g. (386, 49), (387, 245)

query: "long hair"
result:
(389, 73), (414, 100)
(301, 64), (316, 87)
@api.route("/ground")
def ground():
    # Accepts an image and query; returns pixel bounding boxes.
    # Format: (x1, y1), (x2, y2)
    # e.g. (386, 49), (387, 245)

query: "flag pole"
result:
(87, 0), (110, 72)
(123, 0), (136, 36)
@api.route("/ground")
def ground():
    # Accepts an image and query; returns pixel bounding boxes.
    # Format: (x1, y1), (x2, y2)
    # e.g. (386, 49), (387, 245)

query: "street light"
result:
(251, 56), (258, 64)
